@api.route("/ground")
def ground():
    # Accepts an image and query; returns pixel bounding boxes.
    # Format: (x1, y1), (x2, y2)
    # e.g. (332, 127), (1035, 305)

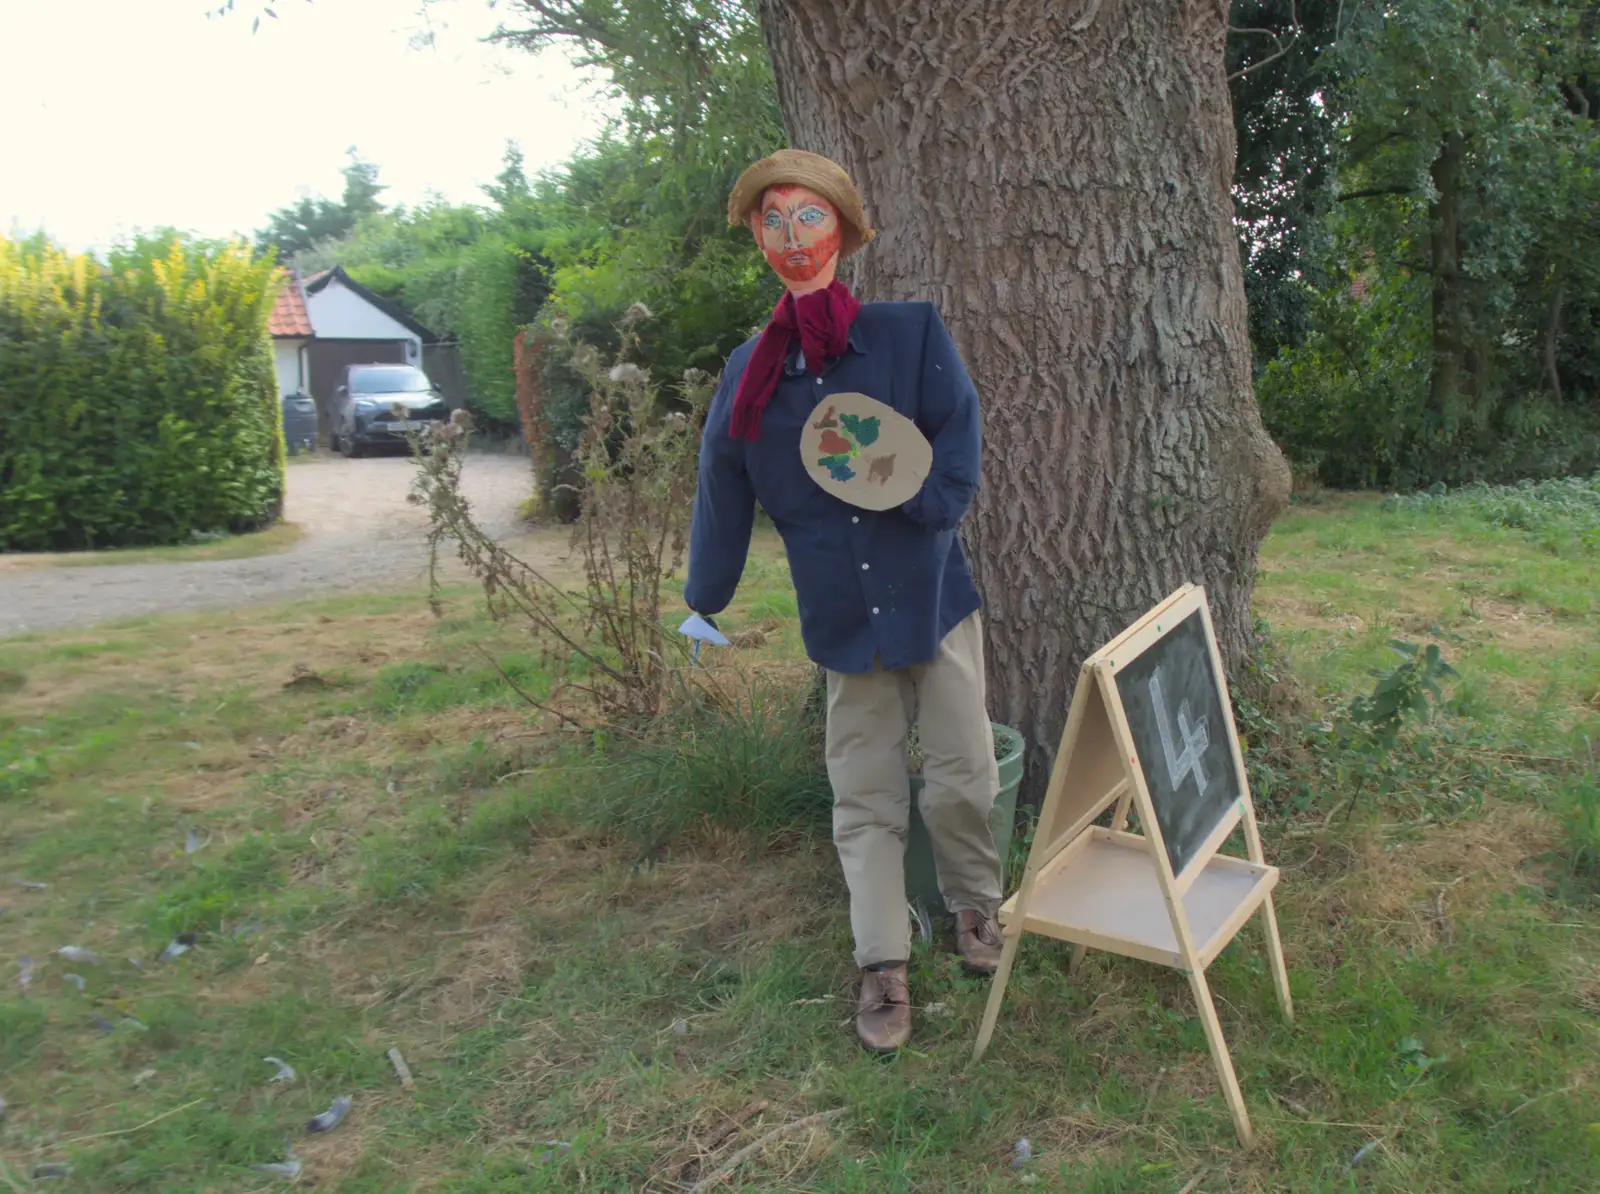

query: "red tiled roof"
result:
(269, 270), (314, 338)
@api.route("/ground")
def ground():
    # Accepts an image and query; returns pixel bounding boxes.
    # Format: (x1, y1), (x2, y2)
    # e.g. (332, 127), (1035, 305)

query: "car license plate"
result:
(384, 420), (410, 431)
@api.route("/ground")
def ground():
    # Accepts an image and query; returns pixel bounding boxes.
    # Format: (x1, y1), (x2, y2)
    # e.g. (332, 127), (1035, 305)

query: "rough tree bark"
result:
(759, 0), (1291, 799)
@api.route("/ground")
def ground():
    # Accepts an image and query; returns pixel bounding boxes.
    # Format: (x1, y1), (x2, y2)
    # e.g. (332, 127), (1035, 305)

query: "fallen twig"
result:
(670, 1098), (771, 1179)
(1450, 744), (1576, 769)
(702, 1099), (769, 1153)
(57, 1098), (204, 1147)
(1284, 813), (1443, 839)
(1140, 1070), (1166, 1125)
(1268, 1091), (1316, 1119)
(1176, 1177), (1204, 1194)
(686, 1108), (845, 1193)
(1500, 1078), (1586, 1122)
(0, 1156), (27, 1194)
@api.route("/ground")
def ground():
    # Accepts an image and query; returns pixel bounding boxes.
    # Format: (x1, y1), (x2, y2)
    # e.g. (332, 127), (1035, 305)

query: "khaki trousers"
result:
(825, 612), (1004, 969)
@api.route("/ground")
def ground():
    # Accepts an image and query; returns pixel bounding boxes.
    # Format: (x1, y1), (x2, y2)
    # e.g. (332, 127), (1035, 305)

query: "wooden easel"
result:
(971, 584), (1292, 1147)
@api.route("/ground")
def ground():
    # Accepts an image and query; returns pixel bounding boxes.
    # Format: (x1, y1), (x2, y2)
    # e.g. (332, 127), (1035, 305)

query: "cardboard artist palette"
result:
(798, 391), (932, 511)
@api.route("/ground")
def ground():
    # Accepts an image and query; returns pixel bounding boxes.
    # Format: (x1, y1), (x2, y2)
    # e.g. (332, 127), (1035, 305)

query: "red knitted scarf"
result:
(729, 280), (861, 442)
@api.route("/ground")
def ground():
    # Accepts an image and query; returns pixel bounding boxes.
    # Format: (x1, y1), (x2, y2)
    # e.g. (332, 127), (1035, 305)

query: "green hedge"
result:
(0, 234), (285, 551)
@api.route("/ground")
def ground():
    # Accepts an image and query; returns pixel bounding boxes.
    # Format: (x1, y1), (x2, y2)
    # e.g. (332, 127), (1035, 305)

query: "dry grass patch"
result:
(1, 606), (438, 715)
(1450, 598), (1590, 652)
(1285, 801), (1559, 959)
(1255, 593), (1373, 636)
(1030, 1112), (1143, 1178)
(304, 915), (452, 1017)
(1256, 582), (1588, 656)
(292, 1097), (403, 1187)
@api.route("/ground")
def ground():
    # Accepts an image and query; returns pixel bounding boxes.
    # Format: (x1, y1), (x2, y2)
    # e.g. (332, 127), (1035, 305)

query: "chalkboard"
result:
(1112, 608), (1242, 876)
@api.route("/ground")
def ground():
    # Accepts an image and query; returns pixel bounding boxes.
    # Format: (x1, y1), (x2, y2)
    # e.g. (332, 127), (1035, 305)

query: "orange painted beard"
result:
(763, 227), (840, 283)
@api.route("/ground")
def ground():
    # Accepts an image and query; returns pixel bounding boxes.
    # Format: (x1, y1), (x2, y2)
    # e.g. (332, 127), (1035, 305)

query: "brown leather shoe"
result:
(856, 963), (912, 1053)
(955, 909), (1003, 974)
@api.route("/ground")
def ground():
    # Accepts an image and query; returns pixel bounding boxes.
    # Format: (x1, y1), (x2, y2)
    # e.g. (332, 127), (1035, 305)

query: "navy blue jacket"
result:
(684, 300), (983, 674)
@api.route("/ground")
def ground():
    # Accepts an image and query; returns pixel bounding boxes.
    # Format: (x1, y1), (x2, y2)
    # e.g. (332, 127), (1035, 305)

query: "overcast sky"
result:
(0, 0), (613, 252)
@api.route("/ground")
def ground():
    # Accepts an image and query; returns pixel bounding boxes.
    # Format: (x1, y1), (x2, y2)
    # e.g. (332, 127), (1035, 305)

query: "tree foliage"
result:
(491, 0), (784, 220)
(262, 0), (1598, 492)
(1256, 0), (1600, 487)
(1227, 0), (1341, 362)
(255, 149), (388, 262)
(276, 0), (785, 486)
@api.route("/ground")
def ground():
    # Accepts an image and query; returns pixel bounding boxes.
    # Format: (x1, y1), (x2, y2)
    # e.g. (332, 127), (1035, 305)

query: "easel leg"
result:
(1067, 943), (1088, 976)
(1185, 965), (1254, 1147)
(1236, 788), (1292, 1025)
(971, 930), (1023, 1063)
(1259, 893), (1293, 1023)
(1110, 784), (1134, 831)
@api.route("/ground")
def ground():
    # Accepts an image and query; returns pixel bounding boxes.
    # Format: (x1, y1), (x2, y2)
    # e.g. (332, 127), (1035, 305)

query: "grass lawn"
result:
(0, 522), (305, 572)
(1, 491), (1597, 1191)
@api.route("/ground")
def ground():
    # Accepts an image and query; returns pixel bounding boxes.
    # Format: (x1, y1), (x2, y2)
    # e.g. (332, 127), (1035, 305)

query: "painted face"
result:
(753, 184), (841, 285)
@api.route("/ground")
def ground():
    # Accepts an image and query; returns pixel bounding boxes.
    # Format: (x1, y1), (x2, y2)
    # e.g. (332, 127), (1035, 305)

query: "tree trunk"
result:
(1426, 131), (1466, 433)
(1542, 261), (1565, 402)
(760, 0), (1290, 801)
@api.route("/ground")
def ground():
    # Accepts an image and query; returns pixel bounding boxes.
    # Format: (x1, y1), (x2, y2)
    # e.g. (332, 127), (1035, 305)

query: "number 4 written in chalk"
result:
(1149, 666), (1210, 794)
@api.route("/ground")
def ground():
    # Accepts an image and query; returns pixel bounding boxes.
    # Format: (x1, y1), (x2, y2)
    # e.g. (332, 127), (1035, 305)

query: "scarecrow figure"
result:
(684, 149), (1003, 1054)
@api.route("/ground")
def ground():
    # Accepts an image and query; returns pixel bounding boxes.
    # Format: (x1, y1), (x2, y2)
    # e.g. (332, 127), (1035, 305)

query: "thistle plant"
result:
(410, 308), (713, 727)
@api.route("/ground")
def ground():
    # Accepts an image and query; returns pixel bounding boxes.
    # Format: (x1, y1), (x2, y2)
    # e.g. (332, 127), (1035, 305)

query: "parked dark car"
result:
(330, 364), (448, 457)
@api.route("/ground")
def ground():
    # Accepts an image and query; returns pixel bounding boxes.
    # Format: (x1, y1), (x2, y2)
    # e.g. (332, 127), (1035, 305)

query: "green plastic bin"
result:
(905, 723), (1026, 913)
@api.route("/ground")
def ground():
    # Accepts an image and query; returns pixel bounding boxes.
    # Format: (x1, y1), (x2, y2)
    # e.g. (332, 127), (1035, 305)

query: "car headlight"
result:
(355, 399), (377, 414)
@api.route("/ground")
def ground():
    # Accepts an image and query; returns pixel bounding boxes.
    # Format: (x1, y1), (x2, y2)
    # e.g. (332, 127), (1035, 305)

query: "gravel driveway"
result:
(0, 453), (537, 638)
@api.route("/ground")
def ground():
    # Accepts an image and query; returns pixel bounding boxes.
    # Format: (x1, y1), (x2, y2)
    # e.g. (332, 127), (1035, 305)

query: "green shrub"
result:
(0, 233), (284, 551)
(455, 235), (547, 426)
(1383, 473), (1600, 546)
(1258, 275), (1600, 491)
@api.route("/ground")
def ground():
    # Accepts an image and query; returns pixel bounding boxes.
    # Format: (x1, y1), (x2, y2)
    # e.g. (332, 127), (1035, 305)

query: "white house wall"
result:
(273, 339), (309, 398)
(304, 279), (421, 361)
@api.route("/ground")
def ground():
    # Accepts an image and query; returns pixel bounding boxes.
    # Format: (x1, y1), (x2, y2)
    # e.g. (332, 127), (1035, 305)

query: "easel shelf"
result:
(998, 827), (1278, 971)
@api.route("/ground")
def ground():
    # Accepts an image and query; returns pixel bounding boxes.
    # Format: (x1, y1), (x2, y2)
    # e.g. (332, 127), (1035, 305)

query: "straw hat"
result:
(727, 148), (877, 258)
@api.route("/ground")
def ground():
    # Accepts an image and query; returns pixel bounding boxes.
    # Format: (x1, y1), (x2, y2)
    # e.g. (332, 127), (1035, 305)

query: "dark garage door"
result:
(306, 339), (407, 443)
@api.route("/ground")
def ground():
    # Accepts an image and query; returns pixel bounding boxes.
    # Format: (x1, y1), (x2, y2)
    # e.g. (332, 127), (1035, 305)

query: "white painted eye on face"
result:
(762, 210), (783, 230)
(796, 206), (828, 226)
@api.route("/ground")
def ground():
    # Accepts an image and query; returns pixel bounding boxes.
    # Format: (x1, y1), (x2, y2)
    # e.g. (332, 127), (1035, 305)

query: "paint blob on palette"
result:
(798, 391), (932, 511)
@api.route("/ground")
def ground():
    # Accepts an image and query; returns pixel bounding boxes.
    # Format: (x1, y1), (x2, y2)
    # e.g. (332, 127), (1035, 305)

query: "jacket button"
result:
(872, 607), (880, 615)
(861, 563), (870, 570)
(852, 516), (860, 524)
